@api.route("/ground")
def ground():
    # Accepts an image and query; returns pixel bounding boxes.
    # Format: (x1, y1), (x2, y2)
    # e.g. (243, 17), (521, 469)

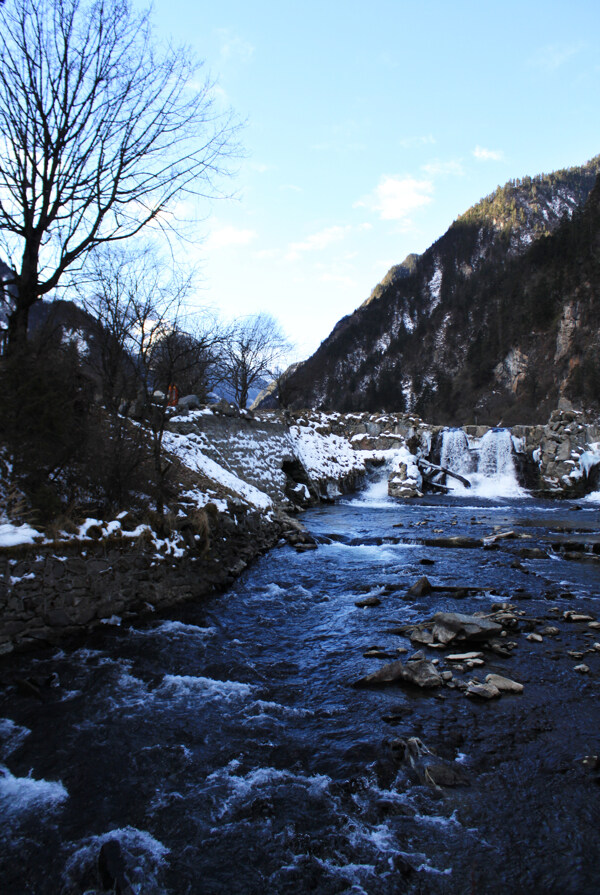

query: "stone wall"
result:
(0, 506), (282, 656)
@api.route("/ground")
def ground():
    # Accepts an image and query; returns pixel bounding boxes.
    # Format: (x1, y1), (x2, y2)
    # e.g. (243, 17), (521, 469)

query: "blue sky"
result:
(150, 0), (600, 361)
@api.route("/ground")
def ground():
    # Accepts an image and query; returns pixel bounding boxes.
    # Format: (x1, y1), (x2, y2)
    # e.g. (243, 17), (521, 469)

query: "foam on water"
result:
(205, 760), (331, 820)
(62, 826), (169, 895)
(132, 620), (216, 638)
(157, 674), (253, 703)
(0, 765), (68, 817)
(0, 718), (31, 759)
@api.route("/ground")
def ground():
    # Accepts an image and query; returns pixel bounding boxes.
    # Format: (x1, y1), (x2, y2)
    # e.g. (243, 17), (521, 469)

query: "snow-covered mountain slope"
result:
(281, 155), (600, 424)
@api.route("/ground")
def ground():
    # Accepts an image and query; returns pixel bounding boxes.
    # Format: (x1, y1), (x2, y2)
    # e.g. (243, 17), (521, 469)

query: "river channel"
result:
(2, 472), (600, 894)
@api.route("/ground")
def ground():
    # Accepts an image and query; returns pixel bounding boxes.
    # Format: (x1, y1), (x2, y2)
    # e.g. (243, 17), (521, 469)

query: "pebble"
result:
(542, 626), (560, 636)
(526, 633), (543, 642)
(575, 664), (590, 674)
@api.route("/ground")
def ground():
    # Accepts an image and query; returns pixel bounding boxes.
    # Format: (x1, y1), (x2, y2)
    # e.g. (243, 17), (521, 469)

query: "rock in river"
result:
(354, 659), (442, 689)
(431, 611), (502, 644)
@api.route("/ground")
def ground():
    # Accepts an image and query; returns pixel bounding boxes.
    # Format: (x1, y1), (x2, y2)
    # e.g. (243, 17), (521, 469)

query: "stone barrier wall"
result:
(0, 507), (282, 656)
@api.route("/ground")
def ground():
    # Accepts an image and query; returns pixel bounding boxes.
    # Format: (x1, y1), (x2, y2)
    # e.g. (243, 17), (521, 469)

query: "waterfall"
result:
(478, 428), (516, 478)
(440, 428), (476, 476)
(440, 427), (523, 497)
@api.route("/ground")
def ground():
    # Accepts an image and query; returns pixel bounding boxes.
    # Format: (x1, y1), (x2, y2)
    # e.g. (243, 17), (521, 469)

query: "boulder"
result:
(485, 673), (523, 694)
(431, 611), (502, 643)
(354, 658), (442, 689)
(466, 681), (501, 699)
(178, 394), (203, 410)
(407, 576), (432, 597)
(355, 596), (382, 608)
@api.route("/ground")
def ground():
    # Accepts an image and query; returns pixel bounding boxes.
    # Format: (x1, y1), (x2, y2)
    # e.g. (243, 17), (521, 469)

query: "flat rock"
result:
(564, 611), (595, 622)
(485, 673), (523, 694)
(446, 651), (484, 661)
(519, 547), (549, 559)
(423, 536), (483, 549)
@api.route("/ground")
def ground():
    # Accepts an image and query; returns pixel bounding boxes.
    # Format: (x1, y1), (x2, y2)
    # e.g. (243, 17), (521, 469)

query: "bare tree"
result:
(223, 312), (291, 408)
(0, 0), (239, 349)
(81, 244), (228, 512)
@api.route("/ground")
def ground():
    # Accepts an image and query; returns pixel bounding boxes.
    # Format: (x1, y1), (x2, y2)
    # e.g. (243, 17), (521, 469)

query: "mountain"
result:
(282, 156), (600, 424)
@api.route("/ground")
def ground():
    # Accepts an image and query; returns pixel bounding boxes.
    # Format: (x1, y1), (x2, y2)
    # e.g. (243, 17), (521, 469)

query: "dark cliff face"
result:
(283, 157), (600, 425)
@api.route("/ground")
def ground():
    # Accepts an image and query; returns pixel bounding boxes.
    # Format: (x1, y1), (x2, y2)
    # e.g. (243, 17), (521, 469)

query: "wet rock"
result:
(542, 626), (560, 636)
(564, 611), (595, 622)
(354, 658), (442, 689)
(519, 547), (549, 559)
(410, 628), (434, 645)
(446, 651), (484, 662)
(526, 633), (543, 642)
(407, 576), (432, 597)
(431, 611), (502, 643)
(575, 664), (590, 674)
(363, 647), (391, 658)
(392, 737), (469, 788)
(355, 596), (382, 608)
(485, 673), (523, 694)
(466, 681), (501, 699)
(98, 839), (128, 893)
(423, 536), (483, 549)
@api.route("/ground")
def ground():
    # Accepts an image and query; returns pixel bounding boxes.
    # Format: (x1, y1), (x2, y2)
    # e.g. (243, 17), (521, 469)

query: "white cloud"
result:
(285, 223), (372, 261)
(529, 43), (584, 72)
(473, 146), (504, 162)
(205, 225), (257, 251)
(398, 135), (436, 149)
(421, 159), (464, 177)
(356, 176), (434, 221)
(286, 225), (351, 261)
(217, 30), (255, 64)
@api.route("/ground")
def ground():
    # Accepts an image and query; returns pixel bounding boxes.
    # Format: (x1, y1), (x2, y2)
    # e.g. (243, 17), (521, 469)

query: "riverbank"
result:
(2, 404), (600, 655)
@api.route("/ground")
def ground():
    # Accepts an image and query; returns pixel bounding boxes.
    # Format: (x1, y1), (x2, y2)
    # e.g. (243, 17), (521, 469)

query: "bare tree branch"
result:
(0, 0), (240, 348)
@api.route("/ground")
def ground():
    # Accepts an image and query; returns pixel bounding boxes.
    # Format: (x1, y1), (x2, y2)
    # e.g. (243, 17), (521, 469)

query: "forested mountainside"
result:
(282, 156), (600, 424)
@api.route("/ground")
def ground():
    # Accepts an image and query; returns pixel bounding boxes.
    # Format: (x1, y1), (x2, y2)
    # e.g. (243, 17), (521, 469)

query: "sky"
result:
(148, 0), (600, 363)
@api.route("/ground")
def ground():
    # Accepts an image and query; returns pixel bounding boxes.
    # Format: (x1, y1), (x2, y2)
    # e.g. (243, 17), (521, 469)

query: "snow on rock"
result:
(386, 447), (424, 499)
(288, 419), (366, 497)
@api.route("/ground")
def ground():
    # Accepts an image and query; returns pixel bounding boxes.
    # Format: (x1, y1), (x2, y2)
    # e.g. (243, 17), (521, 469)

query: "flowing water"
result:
(2, 463), (600, 894)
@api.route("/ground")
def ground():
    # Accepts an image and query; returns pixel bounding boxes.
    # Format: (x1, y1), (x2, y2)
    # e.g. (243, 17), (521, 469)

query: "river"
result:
(2, 467), (600, 894)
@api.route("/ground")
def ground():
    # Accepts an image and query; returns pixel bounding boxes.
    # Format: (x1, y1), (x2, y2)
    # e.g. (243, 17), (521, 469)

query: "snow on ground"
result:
(0, 521), (43, 548)
(163, 430), (274, 512)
